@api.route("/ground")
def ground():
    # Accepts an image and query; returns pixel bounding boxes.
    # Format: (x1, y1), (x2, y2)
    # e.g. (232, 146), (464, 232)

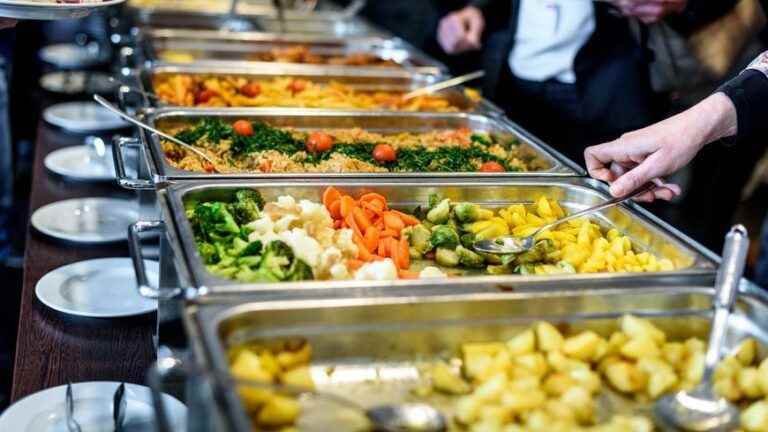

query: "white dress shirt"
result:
(509, 0), (596, 84)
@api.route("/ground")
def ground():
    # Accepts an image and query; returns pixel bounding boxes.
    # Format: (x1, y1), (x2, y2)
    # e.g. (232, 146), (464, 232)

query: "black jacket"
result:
(467, 0), (739, 97)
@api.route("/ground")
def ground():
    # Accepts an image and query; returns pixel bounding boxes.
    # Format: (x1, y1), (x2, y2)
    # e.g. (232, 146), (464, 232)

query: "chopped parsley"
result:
(170, 118), (522, 172)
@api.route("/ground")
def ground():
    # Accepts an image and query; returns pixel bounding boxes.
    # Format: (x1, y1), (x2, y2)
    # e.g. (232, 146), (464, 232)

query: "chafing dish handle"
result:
(113, 136), (154, 190)
(129, 221), (183, 300)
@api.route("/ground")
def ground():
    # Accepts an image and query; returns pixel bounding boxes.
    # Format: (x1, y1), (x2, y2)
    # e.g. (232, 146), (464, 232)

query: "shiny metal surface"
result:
(135, 29), (446, 76)
(653, 226), (749, 432)
(125, 108), (580, 186)
(156, 178), (717, 296)
(184, 285), (768, 432)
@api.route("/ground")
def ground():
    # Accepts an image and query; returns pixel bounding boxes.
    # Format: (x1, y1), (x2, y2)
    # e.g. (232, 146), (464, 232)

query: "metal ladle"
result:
(92, 95), (224, 172)
(653, 225), (749, 431)
(473, 182), (656, 255)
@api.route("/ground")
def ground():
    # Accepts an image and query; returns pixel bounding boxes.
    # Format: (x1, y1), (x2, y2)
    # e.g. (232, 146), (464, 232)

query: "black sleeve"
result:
(470, 0), (511, 33)
(717, 70), (768, 143)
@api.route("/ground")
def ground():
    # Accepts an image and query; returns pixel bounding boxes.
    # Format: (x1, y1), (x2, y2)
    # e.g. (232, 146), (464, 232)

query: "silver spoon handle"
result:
(532, 182), (655, 237)
(92, 95), (218, 167)
(702, 225), (749, 382)
(403, 70), (485, 100)
(108, 77), (163, 102)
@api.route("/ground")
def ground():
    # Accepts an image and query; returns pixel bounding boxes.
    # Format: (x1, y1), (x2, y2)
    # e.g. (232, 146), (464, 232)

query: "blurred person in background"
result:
(584, 50), (768, 284)
(436, 0), (738, 163)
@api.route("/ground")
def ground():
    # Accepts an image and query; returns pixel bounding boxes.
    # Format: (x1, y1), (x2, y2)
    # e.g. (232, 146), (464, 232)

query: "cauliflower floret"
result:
(419, 266), (447, 278)
(278, 228), (322, 268)
(355, 259), (398, 281)
(329, 263), (350, 280)
(298, 199), (332, 225)
(275, 215), (299, 232)
(247, 215), (275, 236)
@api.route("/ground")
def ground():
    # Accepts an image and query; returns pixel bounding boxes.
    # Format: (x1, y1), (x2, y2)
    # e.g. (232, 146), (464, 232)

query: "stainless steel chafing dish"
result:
(112, 108), (583, 190)
(128, 178), (717, 302)
(123, 63), (496, 114)
(165, 283), (768, 431)
(133, 28), (446, 76)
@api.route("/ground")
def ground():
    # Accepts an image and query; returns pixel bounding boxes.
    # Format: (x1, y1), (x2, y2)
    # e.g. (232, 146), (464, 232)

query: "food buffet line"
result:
(10, 1), (768, 431)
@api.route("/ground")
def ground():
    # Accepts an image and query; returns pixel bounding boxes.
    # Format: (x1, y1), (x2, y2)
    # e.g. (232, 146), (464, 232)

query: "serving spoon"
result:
(653, 225), (749, 431)
(473, 182), (656, 255)
(402, 70), (485, 100)
(92, 95), (225, 173)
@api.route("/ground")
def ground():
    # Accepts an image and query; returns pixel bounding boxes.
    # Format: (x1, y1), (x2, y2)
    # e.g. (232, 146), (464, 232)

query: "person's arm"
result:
(581, 54), (768, 201)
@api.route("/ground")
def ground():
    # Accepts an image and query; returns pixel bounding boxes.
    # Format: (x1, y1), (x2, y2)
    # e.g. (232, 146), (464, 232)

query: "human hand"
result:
(0, 19), (17, 30)
(584, 93), (738, 202)
(613, 0), (687, 24)
(437, 6), (485, 54)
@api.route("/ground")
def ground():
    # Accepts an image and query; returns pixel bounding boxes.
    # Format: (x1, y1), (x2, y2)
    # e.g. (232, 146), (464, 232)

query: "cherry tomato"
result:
(195, 89), (218, 104)
(306, 132), (334, 153)
(372, 144), (397, 163)
(233, 120), (254, 136)
(479, 161), (505, 172)
(287, 80), (307, 94)
(240, 82), (261, 98)
(202, 162), (216, 173)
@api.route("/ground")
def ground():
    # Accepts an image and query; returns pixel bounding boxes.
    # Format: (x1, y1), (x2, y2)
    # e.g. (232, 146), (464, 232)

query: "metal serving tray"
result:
(184, 284), (768, 431)
(138, 178), (717, 299)
(136, 29), (446, 76)
(128, 63), (497, 114)
(114, 108), (582, 190)
(131, 8), (385, 37)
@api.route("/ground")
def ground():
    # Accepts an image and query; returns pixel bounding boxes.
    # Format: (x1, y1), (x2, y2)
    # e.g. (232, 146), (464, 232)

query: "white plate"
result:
(44, 145), (116, 181)
(43, 102), (130, 133)
(36, 258), (158, 318)
(0, 381), (186, 432)
(0, 0), (125, 20)
(31, 198), (138, 244)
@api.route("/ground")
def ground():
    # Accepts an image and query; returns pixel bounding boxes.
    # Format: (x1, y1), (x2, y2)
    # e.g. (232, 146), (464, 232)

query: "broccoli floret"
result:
(254, 240), (295, 281)
(197, 241), (220, 265)
(430, 225), (460, 249)
(194, 202), (240, 242)
(228, 189), (264, 225)
(286, 258), (314, 281)
(240, 240), (263, 257)
(427, 199), (451, 224)
(435, 247), (459, 268)
(409, 224), (433, 255)
(456, 245), (486, 268)
(470, 133), (493, 146)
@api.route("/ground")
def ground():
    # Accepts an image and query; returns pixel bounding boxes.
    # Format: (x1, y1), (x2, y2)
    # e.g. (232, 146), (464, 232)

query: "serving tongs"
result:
(93, 95), (226, 173)
(402, 70), (485, 100)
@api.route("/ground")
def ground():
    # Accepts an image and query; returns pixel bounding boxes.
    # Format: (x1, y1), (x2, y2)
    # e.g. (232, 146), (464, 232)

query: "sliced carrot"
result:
(398, 269), (420, 279)
(377, 239), (387, 257)
(347, 259), (365, 271)
(360, 193), (388, 207)
(399, 236), (410, 269)
(390, 238), (401, 270)
(322, 187), (342, 210)
(392, 210), (420, 226)
(374, 219), (385, 230)
(333, 219), (343, 229)
(364, 226), (379, 253)
(339, 195), (356, 219)
(361, 201), (384, 217)
(354, 236), (374, 261)
(346, 213), (363, 239)
(379, 229), (398, 238)
(328, 200), (342, 219)
(352, 207), (372, 231)
(383, 212), (405, 232)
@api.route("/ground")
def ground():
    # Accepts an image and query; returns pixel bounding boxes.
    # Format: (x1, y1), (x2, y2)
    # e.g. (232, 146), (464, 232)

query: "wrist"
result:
(692, 93), (738, 147)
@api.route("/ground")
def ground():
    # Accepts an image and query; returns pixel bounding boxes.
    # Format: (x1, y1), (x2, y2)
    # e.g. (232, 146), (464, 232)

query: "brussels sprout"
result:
(516, 239), (554, 264)
(435, 247), (460, 268)
(408, 224), (433, 255)
(514, 264), (535, 275)
(453, 203), (493, 223)
(456, 246), (486, 268)
(460, 232), (476, 249)
(430, 225), (460, 249)
(487, 264), (511, 275)
(427, 199), (451, 224)
(477, 250), (502, 265)
(557, 261), (576, 274)
(428, 193), (443, 209)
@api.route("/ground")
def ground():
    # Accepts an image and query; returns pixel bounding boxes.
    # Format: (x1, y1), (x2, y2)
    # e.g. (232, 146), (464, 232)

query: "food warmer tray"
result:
(123, 63), (499, 114)
(176, 283), (768, 432)
(129, 6), (387, 38)
(128, 178), (718, 301)
(131, 28), (446, 76)
(112, 108), (583, 190)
